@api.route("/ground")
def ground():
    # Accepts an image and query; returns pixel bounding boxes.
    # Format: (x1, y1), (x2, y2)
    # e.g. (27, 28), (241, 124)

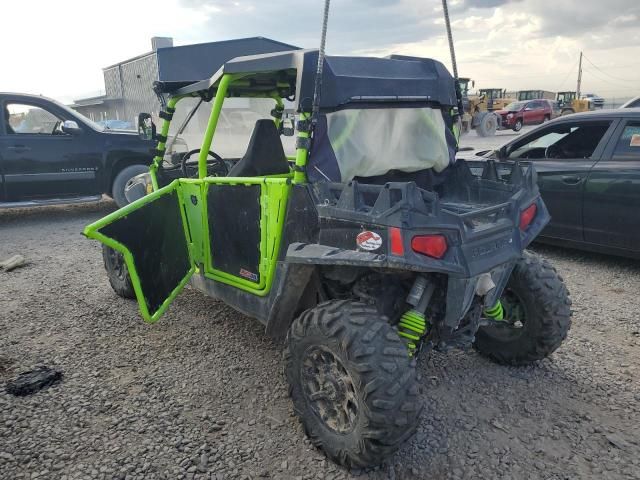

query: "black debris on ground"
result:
(5, 366), (63, 397)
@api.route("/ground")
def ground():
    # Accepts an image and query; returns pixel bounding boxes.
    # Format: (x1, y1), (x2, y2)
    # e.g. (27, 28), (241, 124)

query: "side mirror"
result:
(61, 120), (82, 135)
(138, 113), (156, 141)
(497, 146), (508, 159)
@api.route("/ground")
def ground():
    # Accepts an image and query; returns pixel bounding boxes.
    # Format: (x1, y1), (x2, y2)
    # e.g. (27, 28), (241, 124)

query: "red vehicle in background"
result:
(496, 99), (553, 132)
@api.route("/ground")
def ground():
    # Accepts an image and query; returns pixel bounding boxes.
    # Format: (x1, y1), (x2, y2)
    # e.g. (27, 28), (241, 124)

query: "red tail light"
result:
(411, 234), (448, 259)
(389, 227), (405, 256)
(519, 203), (537, 230)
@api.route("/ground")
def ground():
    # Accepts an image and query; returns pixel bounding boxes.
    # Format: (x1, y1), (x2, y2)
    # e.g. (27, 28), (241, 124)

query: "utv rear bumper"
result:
(286, 241), (516, 328)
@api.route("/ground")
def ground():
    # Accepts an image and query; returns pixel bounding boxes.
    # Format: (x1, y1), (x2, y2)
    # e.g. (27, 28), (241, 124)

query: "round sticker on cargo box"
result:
(356, 231), (382, 251)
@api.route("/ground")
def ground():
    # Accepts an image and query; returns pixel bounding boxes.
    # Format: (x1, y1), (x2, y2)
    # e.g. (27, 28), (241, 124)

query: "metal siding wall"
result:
(103, 67), (123, 98)
(120, 54), (161, 125)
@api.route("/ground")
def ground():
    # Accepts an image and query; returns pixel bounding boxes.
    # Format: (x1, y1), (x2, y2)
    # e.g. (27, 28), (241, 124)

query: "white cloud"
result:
(1, 0), (638, 102)
(0, 0), (212, 102)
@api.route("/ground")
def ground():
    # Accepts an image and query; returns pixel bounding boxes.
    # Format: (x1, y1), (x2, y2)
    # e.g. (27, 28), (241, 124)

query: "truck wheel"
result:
(476, 112), (497, 137)
(284, 300), (422, 468)
(474, 251), (571, 366)
(513, 118), (523, 132)
(112, 164), (149, 208)
(102, 245), (135, 299)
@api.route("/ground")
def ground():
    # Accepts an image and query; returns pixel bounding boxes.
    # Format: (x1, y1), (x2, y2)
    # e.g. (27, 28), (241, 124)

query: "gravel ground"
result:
(456, 124), (537, 159)
(1, 200), (639, 480)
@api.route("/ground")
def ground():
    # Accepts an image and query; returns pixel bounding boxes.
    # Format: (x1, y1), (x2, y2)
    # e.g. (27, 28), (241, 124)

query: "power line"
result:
(604, 62), (640, 70)
(582, 54), (639, 84)
(582, 66), (636, 89)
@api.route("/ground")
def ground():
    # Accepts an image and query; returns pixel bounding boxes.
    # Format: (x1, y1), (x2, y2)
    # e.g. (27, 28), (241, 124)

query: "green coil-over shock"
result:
(484, 300), (504, 320)
(397, 310), (428, 355)
(398, 277), (435, 356)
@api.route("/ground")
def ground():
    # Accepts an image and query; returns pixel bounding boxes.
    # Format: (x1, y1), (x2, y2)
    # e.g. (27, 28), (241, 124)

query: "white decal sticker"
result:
(356, 231), (382, 251)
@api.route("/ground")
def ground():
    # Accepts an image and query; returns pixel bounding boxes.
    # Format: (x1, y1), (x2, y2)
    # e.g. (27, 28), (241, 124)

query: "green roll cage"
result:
(85, 72), (307, 322)
(148, 73), (310, 190)
(84, 68), (461, 323)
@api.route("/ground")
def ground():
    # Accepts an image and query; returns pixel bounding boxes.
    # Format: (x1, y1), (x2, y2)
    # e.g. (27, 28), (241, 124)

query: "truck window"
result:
(5, 103), (62, 135)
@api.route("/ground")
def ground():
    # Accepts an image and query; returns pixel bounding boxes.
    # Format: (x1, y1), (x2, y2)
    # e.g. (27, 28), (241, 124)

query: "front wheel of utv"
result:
(474, 250), (572, 365)
(102, 245), (135, 299)
(284, 300), (422, 469)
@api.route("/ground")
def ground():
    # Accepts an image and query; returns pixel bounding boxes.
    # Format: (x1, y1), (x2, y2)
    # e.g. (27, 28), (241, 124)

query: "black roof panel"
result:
(175, 50), (458, 110)
(156, 37), (300, 83)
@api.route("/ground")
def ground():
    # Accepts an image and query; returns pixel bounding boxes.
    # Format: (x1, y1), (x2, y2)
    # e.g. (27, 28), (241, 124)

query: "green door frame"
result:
(85, 71), (315, 322)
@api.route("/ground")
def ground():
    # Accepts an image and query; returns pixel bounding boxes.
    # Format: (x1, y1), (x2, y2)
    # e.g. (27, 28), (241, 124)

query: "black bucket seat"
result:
(227, 119), (290, 177)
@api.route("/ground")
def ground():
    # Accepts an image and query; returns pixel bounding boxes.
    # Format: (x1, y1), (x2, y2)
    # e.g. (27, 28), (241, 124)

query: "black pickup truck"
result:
(0, 93), (153, 208)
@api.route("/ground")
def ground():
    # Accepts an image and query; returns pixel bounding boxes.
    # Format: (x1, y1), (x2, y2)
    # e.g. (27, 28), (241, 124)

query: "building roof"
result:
(103, 36), (299, 81)
(70, 94), (123, 107)
(72, 37), (300, 107)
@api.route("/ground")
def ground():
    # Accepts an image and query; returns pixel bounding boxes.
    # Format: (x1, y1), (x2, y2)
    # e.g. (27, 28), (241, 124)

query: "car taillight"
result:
(519, 203), (537, 230)
(389, 227), (404, 256)
(411, 234), (448, 259)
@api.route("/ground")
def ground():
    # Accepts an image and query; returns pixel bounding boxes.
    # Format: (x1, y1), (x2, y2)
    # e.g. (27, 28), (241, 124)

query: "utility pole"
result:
(441, 0), (458, 78)
(576, 51), (583, 98)
(441, 0), (465, 120)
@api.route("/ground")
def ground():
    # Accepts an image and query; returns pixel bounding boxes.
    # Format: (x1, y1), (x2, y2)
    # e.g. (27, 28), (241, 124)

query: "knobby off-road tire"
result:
(284, 300), (422, 468)
(102, 245), (135, 299)
(474, 250), (571, 366)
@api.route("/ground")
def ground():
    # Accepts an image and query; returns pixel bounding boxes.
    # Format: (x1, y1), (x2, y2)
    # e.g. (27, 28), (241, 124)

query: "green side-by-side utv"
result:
(85, 49), (571, 468)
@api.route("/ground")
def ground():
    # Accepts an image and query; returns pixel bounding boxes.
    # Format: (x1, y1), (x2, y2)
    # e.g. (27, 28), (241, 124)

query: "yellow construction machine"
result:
(458, 78), (502, 137)
(556, 91), (593, 115)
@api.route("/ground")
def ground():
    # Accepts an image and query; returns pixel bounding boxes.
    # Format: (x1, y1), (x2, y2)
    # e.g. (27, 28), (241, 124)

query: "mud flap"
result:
(84, 181), (194, 322)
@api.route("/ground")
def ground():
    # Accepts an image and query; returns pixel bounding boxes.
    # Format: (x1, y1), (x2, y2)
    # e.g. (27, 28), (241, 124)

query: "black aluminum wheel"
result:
(484, 288), (528, 343)
(284, 300), (422, 468)
(474, 250), (572, 365)
(102, 245), (135, 299)
(301, 346), (358, 434)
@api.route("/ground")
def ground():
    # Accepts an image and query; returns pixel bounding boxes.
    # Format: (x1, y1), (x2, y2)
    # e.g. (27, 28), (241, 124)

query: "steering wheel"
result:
(180, 149), (228, 177)
(544, 144), (563, 159)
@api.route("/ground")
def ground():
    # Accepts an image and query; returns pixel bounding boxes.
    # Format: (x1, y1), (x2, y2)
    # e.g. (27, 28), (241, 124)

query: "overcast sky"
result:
(1, 0), (638, 103)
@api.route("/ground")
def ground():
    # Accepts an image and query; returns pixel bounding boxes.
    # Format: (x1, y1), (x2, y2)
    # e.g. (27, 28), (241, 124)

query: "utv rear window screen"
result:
(310, 108), (451, 182)
(100, 190), (191, 315)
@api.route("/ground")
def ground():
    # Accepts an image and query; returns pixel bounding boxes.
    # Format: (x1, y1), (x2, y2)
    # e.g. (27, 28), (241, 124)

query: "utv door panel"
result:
(203, 178), (289, 294)
(84, 182), (194, 321)
(208, 183), (262, 283)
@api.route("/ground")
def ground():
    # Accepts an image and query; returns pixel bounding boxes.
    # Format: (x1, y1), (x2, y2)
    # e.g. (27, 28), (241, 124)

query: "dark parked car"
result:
(621, 96), (640, 108)
(496, 100), (553, 132)
(0, 93), (153, 208)
(486, 108), (640, 259)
